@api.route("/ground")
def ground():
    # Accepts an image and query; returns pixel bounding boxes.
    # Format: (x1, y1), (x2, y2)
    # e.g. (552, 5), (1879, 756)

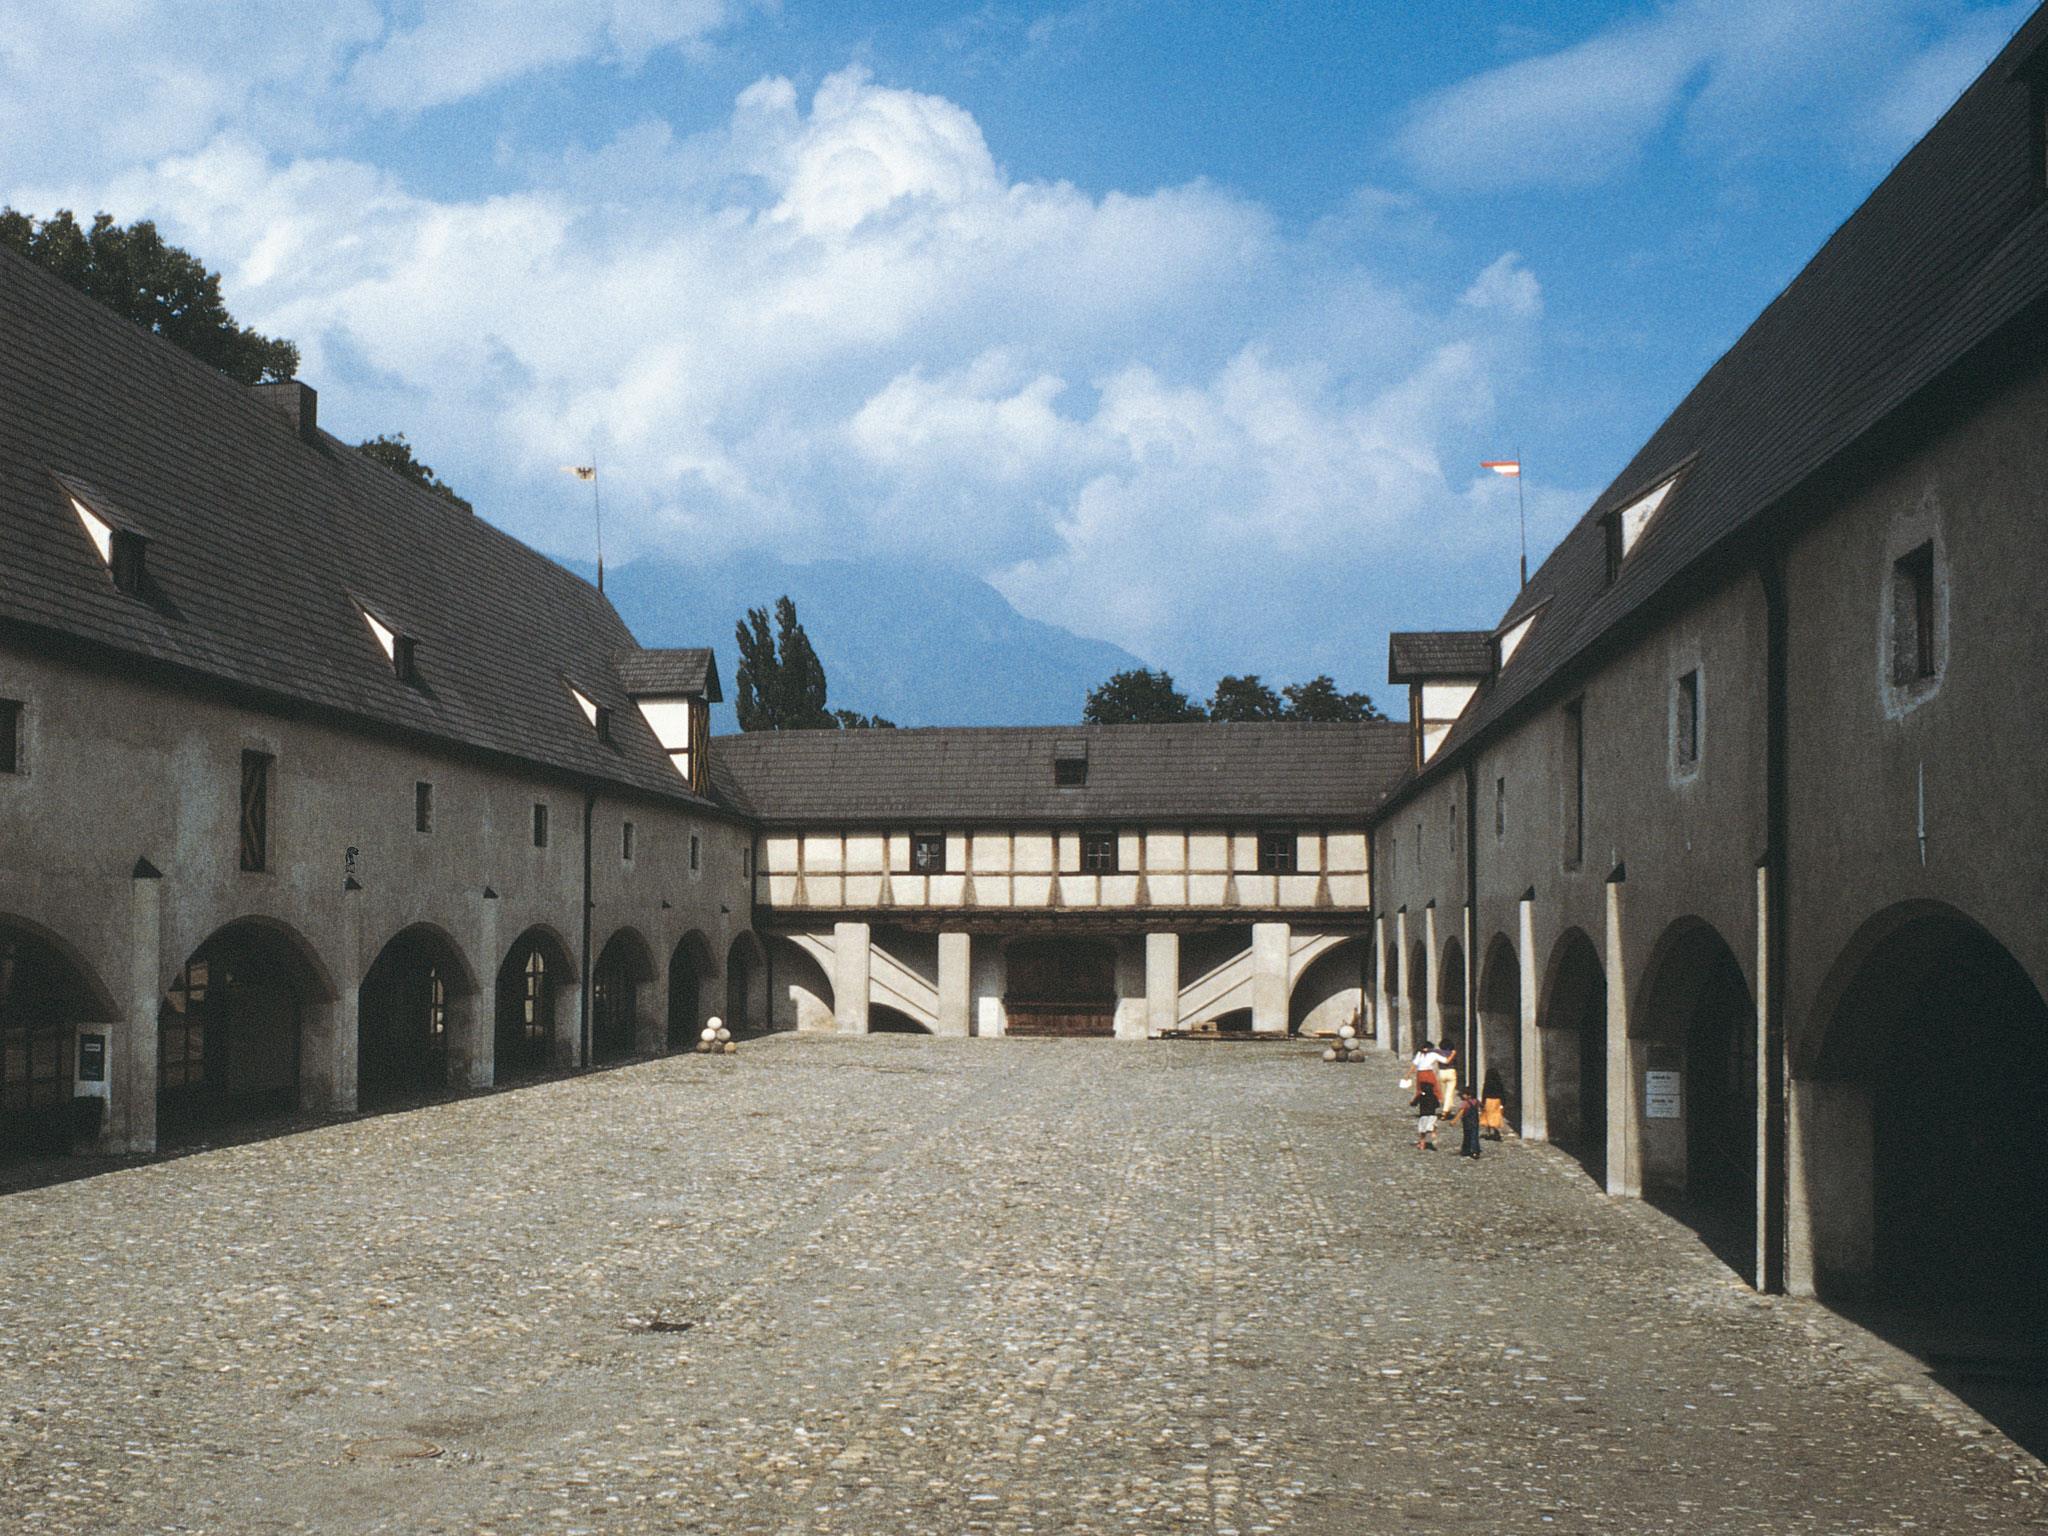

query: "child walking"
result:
(1412, 1079), (1441, 1151)
(1480, 1067), (1509, 1142)
(1458, 1087), (1483, 1159)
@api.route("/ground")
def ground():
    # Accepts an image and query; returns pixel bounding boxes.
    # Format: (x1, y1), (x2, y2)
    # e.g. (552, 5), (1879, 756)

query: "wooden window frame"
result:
(910, 832), (947, 874)
(1257, 829), (1297, 875)
(1080, 830), (1118, 874)
(1891, 542), (1937, 686)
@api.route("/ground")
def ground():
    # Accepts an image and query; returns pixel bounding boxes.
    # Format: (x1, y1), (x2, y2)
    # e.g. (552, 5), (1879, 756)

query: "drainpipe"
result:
(1760, 552), (1790, 1294)
(1365, 810), (1379, 1038)
(580, 787), (596, 1069)
(1465, 758), (1480, 1072)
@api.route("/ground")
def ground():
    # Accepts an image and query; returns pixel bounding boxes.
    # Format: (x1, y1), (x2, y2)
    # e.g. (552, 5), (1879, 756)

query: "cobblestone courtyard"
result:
(3, 1037), (2042, 1535)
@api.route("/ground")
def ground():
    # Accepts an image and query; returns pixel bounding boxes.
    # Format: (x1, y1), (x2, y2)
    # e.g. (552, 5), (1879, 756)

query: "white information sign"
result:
(1644, 1070), (1682, 1120)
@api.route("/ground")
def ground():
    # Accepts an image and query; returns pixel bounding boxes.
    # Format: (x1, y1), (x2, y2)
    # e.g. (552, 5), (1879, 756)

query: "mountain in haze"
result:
(591, 553), (1145, 731)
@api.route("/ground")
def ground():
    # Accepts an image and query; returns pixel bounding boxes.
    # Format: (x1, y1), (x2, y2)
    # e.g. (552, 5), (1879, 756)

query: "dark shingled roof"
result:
(614, 647), (721, 701)
(0, 245), (721, 809)
(1381, 7), (2048, 813)
(1388, 631), (1493, 683)
(712, 722), (1412, 826)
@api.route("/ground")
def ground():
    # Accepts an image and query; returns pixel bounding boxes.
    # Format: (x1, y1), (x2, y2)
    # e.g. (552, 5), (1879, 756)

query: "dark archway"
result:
(870, 1005), (932, 1035)
(1633, 919), (1756, 1272)
(667, 931), (713, 1050)
(1406, 938), (1429, 1049)
(1540, 928), (1607, 1182)
(2, 918), (115, 1156)
(726, 932), (766, 1033)
(359, 925), (474, 1109)
(496, 927), (572, 1082)
(1477, 934), (1521, 1132)
(159, 919), (329, 1139)
(1289, 936), (1364, 1037)
(1438, 936), (1467, 1063)
(1005, 938), (1117, 1036)
(592, 928), (655, 1065)
(1801, 902), (2048, 1457)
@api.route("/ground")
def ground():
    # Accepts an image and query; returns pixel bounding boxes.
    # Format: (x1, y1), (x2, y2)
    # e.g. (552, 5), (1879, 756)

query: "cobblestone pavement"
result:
(3, 1037), (2044, 1535)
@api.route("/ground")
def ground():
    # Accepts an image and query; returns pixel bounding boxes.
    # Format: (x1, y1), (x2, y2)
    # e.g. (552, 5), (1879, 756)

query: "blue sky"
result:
(1, 0), (2030, 707)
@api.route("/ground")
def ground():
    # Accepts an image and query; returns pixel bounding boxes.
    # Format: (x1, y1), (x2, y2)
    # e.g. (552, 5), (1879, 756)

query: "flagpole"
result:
(592, 458), (605, 595)
(1516, 445), (1527, 590)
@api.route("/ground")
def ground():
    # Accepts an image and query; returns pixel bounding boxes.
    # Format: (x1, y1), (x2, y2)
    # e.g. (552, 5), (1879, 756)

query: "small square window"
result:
(1891, 542), (1937, 686)
(239, 750), (271, 873)
(0, 699), (19, 774)
(533, 803), (549, 848)
(911, 832), (946, 873)
(1258, 829), (1297, 874)
(414, 781), (433, 833)
(1054, 756), (1087, 787)
(1081, 831), (1118, 874)
(1675, 670), (1700, 768)
(689, 833), (699, 871)
(623, 821), (636, 862)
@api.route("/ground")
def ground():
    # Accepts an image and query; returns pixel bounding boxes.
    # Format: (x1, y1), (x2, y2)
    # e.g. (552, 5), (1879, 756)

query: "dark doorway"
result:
(667, 934), (710, 1050)
(1541, 929), (1606, 1183)
(725, 934), (762, 1034)
(159, 923), (312, 1138)
(1, 923), (103, 1156)
(495, 930), (565, 1081)
(592, 930), (653, 1065)
(358, 927), (462, 1108)
(1407, 940), (1428, 1048)
(1005, 939), (1117, 1036)
(1478, 935), (1521, 1131)
(1439, 937), (1467, 1062)
(870, 1005), (931, 1034)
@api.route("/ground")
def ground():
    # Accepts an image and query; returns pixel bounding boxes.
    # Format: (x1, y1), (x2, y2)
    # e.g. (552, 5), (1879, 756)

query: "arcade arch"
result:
(667, 931), (714, 1051)
(496, 926), (574, 1081)
(1438, 936), (1467, 1062)
(2, 916), (118, 1155)
(726, 932), (767, 1033)
(359, 924), (476, 1109)
(1540, 927), (1607, 1182)
(592, 928), (656, 1064)
(1477, 934), (1521, 1131)
(160, 918), (332, 1137)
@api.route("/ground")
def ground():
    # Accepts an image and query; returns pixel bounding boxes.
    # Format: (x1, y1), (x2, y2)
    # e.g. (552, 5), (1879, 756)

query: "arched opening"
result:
(496, 927), (572, 1082)
(2, 918), (115, 1156)
(1406, 939), (1429, 1048)
(159, 919), (329, 1139)
(1540, 928), (1606, 1182)
(359, 925), (474, 1109)
(1632, 919), (1755, 1271)
(726, 932), (767, 1034)
(1289, 936), (1364, 1037)
(1477, 934), (1521, 1132)
(767, 936), (831, 1032)
(667, 931), (713, 1050)
(1800, 902), (2048, 1457)
(1438, 936), (1467, 1063)
(1005, 938), (1117, 1036)
(592, 928), (655, 1065)
(869, 1004), (931, 1035)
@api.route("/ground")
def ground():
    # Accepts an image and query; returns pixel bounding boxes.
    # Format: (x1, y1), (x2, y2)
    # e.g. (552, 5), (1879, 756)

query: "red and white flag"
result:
(1481, 459), (1521, 477)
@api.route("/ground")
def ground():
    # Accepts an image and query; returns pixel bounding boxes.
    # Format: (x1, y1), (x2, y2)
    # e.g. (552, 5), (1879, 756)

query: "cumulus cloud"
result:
(1397, 0), (2028, 191)
(10, 62), (1547, 683)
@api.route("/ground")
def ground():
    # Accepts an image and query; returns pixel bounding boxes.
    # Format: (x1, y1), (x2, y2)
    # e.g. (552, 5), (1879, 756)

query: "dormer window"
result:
(69, 495), (148, 596)
(1602, 473), (1681, 583)
(359, 604), (419, 683)
(1494, 609), (1539, 671)
(568, 685), (612, 742)
(1054, 740), (1088, 788)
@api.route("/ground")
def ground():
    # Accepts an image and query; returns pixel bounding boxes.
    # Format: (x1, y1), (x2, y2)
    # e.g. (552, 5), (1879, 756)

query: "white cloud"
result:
(10, 64), (1544, 684)
(1398, 0), (2028, 192)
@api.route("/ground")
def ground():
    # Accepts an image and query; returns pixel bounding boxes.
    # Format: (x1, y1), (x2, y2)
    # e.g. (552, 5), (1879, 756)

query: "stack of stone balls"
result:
(697, 1017), (736, 1055)
(1321, 1023), (1367, 1064)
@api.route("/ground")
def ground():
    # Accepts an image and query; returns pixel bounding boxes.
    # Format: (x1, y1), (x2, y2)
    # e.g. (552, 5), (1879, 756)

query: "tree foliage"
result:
(1, 208), (299, 384)
(1083, 668), (1208, 724)
(734, 597), (894, 730)
(1280, 675), (1384, 721)
(833, 709), (898, 729)
(1207, 674), (1285, 721)
(357, 433), (473, 512)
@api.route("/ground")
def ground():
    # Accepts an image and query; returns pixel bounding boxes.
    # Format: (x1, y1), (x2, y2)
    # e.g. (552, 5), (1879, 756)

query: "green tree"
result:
(833, 710), (898, 729)
(1208, 674), (1285, 721)
(1083, 668), (1208, 724)
(1, 208), (299, 383)
(357, 433), (473, 512)
(1281, 675), (1384, 722)
(734, 596), (835, 730)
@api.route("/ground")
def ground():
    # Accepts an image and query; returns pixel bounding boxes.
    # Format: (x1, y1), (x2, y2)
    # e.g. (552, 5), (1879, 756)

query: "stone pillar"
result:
(1423, 904), (1441, 1045)
(1251, 922), (1290, 1034)
(308, 882), (363, 1113)
(1370, 914), (1391, 1050)
(1112, 937), (1148, 1040)
(111, 866), (162, 1153)
(1604, 874), (1634, 1198)
(1753, 862), (1772, 1291)
(936, 931), (972, 1037)
(1517, 896), (1544, 1142)
(455, 893), (498, 1089)
(1393, 910), (1411, 1057)
(553, 951), (584, 1070)
(833, 920), (871, 1035)
(1145, 931), (1180, 1037)
(972, 940), (1008, 1037)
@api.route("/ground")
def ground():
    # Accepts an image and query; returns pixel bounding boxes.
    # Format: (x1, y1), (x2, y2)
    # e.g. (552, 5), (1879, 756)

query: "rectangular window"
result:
(743, 845), (753, 881)
(414, 781), (433, 833)
(1676, 670), (1700, 768)
(911, 832), (946, 873)
(239, 750), (271, 872)
(1495, 776), (1506, 840)
(1563, 699), (1585, 868)
(689, 833), (700, 871)
(1258, 829), (1297, 874)
(1891, 542), (1937, 685)
(594, 705), (613, 744)
(1054, 755), (1087, 787)
(1081, 831), (1118, 874)
(623, 821), (636, 862)
(393, 634), (418, 685)
(0, 699), (19, 774)
(110, 529), (147, 596)
(1448, 799), (1457, 852)
(532, 802), (549, 848)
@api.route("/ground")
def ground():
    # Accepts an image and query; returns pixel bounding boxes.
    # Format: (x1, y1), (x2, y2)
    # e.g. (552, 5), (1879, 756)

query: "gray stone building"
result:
(1364, 11), (2048, 1320)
